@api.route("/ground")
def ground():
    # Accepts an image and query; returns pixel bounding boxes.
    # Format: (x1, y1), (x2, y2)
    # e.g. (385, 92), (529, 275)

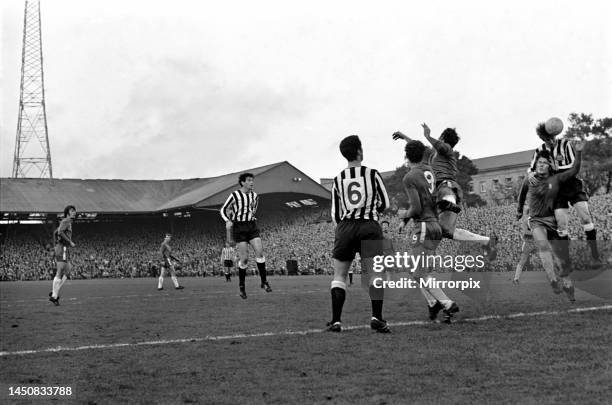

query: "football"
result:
(545, 117), (564, 136)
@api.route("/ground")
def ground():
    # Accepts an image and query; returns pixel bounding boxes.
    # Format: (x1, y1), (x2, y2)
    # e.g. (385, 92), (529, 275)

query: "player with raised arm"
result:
(220, 173), (271, 299)
(527, 120), (601, 266)
(517, 140), (586, 301)
(393, 124), (497, 260)
(327, 135), (391, 333)
(49, 205), (77, 306)
(157, 234), (185, 290)
(400, 139), (459, 323)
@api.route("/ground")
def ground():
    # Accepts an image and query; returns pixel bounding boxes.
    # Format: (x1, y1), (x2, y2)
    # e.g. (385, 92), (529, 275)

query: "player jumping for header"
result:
(527, 121), (602, 267)
(393, 124), (497, 260)
(401, 139), (460, 323)
(220, 173), (272, 299)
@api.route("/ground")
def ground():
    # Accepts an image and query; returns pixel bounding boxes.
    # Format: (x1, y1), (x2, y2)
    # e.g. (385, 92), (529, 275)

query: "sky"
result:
(1, 0), (611, 181)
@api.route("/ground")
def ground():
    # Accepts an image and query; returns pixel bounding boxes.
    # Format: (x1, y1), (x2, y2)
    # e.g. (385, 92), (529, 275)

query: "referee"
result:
(220, 173), (272, 299)
(327, 135), (391, 333)
(528, 122), (601, 265)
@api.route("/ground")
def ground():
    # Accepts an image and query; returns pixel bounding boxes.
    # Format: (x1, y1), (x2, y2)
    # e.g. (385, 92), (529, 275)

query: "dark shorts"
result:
(411, 221), (442, 255)
(435, 179), (463, 205)
(521, 231), (536, 251)
(224, 260), (234, 267)
(554, 176), (588, 209)
(529, 216), (557, 233)
(54, 245), (70, 263)
(332, 219), (383, 261)
(233, 221), (261, 243)
(55, 261), (73, 274)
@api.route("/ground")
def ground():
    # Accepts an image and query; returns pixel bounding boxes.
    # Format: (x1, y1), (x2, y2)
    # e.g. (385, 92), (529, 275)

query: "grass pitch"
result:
(1, 271), (611, 404)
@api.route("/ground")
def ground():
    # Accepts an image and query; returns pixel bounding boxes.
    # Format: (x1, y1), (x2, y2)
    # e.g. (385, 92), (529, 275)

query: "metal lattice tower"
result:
(12, 0), (53, 178)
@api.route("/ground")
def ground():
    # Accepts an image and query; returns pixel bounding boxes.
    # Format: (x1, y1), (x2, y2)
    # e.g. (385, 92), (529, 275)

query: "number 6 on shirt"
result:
(343, 178), (366, 210)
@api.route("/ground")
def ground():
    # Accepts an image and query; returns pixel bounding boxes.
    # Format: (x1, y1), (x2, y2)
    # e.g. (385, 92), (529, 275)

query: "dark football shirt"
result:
(519, 155), (581, 218)
(402, 163), (437, 222)
(430, 139), (457, 182)
(54, 218), (73, 247)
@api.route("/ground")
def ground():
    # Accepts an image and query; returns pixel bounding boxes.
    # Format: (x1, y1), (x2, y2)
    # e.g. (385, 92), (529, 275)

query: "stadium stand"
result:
(1, 195), (610, 281)
(1, 159), (610, 281)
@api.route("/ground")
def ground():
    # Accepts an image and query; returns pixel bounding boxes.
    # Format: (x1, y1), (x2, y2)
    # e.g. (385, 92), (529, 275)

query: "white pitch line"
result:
(0, 289), (326, 307)
(1, 304), (611, 357)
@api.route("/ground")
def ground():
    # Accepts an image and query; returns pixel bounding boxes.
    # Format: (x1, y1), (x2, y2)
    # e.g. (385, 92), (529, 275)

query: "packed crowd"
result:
(1, 195), (610, 281)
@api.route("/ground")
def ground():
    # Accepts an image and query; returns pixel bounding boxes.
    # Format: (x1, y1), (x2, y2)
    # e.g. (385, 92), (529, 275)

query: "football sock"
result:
(371, 299), (383, 320)
(330, 280), (346, 323)
(256, 257), (267, 283)
(157, 275), (163, 289)
(537, 249), (558, 282)
(52, 276), (61, 299)
(551, 235), (571, 276)
(419, 288), (438, 307)
(514, 263), (524, 281)
(515, 249), (530, 281)
(585, 228), (599, 260)
(439, 299), (454, 310)
(56, 275), (67, 296)
(560, 277), (573, 288)
(426, 289), (452, 309)
(452, 228), (489, 245)
(369, 284), (384, 319)
(420, 277), (452, 309)
(171, 275), (179, 288)
(238, 266), (247, 288)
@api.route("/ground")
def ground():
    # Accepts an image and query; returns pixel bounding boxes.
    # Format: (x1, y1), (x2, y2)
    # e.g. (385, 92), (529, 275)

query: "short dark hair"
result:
(339, 135), (362, 161)
(238, 173), (254, 186)
(440, 128), (459, 148)
(63, 205), (76, 217)
(535, 150), (554, 173)
(404, 140), (426, 164)
(536, 122), (554, 142)
(537, 149), (552, 161)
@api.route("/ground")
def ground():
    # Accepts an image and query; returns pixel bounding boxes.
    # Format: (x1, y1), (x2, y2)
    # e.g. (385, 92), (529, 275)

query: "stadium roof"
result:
(471, 149), (535, 172)
(319, 150), (536, 191)
(0, 162), (331, 214)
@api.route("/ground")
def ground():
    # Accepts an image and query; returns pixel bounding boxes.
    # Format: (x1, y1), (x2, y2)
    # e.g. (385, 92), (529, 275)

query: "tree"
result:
(385, 164), (409, 209)
(564, 113), (612, 194)
(457, 153), (487, 207)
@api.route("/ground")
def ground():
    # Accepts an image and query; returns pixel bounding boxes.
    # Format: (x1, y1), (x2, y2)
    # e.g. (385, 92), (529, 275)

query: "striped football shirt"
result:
(220, 190), (259, 223)
(331, 166), (389, 224)
(528, 138), (575, 173)
(221, 247), (234, 261)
